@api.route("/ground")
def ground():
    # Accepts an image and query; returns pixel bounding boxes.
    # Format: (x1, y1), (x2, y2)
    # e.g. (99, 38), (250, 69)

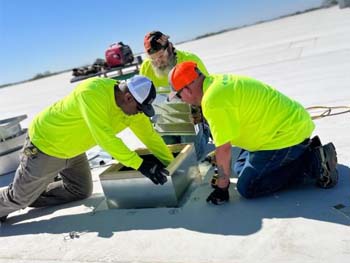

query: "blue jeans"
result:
(193, 122), (212, 161)
(234, 139), (312, 198)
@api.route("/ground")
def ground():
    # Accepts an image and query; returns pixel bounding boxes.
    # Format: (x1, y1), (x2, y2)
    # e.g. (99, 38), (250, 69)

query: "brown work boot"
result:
(316, 142), (338, 188)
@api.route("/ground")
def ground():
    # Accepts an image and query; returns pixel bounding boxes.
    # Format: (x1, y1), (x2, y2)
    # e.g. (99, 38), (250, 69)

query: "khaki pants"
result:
(0, 137), (92, 217)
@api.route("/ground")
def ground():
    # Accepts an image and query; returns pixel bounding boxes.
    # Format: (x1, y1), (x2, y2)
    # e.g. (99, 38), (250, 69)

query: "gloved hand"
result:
(206, 185), (230, 205)
(138, 160), (169, 185)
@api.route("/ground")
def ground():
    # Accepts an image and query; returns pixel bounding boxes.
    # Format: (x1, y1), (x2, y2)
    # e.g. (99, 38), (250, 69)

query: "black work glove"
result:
(138, 160), (169, 185)
(206, 186), (230, 205)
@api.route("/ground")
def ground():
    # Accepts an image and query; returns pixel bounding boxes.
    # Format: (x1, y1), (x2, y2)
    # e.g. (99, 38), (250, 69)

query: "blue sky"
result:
(0, 0), (324, 85)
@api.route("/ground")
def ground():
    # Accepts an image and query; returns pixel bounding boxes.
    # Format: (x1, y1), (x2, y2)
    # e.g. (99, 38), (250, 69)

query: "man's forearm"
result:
(215, 142), (232, 188)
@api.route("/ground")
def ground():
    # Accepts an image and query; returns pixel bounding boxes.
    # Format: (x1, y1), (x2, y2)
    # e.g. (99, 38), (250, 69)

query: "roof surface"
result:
(0, 6), (350, 263)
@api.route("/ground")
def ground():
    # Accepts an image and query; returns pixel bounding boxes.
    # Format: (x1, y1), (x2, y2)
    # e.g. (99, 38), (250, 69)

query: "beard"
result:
(151, 51), (177, 78)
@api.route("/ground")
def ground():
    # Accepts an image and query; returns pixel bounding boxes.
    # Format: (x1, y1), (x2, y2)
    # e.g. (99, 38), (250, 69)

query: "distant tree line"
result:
(0, 69), (71, 89)
(323, 0), (350, 8)
(31, 71), (53, 80)
(2, 1), (348, 89)
(194, 2), (347, 41)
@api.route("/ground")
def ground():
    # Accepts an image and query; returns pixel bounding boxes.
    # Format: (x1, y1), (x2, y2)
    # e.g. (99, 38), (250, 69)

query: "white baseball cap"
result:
(127, 75), (156, 117)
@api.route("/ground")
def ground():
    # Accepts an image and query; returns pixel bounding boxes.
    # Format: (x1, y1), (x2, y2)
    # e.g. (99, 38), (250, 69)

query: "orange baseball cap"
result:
(168, 61), (199, 101)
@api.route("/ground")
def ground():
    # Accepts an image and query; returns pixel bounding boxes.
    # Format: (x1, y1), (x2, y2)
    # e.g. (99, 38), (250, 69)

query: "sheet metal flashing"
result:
(99, 143), (200, 209)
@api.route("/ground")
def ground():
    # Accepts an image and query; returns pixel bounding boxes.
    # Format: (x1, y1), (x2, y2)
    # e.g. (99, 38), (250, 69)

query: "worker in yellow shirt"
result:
(140, 31), (209, 90)
(0, 75), (174, 222)
(140, 31), (212, 160)
(168, 61), (338, 205)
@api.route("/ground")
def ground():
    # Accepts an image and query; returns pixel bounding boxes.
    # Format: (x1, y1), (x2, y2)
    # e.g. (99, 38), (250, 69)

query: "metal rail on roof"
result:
(306, 106), (350, 120)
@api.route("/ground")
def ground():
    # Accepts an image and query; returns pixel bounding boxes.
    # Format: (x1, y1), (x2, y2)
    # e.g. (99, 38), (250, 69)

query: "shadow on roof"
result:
(1, 164), (349, 238)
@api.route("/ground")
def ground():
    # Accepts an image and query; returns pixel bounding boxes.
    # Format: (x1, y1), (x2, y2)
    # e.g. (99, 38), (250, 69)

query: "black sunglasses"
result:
(136, 103), (143, 112)
(176, 81), (195, 99)
(175, 88), (184, 99)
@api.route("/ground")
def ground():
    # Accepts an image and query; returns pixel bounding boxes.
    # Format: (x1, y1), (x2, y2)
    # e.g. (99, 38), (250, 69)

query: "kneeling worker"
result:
(0, 75), (174, 222)
(168, 62), (338, 205)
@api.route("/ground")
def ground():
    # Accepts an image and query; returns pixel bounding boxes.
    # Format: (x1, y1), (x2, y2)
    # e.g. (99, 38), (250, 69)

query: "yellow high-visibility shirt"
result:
(202, 74), (315, 151)
(29, 77), (174, 169)
(140, 49), (209, 92)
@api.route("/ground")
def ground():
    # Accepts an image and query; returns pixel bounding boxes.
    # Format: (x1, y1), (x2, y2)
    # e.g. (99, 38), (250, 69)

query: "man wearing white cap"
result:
(0, 75), (174, 223)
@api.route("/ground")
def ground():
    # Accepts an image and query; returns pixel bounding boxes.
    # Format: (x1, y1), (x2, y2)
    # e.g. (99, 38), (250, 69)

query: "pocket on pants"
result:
(20, 140), (42, 163)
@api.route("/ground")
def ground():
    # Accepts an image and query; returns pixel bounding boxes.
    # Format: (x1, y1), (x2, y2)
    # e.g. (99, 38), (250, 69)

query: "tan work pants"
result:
(0, 136), (92, 218)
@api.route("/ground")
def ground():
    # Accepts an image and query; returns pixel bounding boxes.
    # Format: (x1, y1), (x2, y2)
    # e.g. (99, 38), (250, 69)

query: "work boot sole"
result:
(317, 143), (338, 188)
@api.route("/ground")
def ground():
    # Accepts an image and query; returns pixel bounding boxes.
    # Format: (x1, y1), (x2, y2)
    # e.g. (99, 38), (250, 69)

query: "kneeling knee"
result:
(236, 181), (256, 199)
(79, 186), (93, 199)
(71, 184), (93, 200)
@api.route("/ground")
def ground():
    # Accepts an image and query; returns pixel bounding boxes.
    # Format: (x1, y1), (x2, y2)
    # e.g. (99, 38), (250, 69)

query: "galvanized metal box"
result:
(99, 143), (200, 209)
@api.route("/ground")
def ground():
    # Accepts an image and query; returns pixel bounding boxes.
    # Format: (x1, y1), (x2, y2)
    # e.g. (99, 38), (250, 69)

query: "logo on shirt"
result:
(223, 75), (229, 85)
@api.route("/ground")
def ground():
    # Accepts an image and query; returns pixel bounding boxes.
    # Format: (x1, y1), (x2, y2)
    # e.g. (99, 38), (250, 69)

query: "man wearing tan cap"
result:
(140, 30), (212, 160)
(141, 31), (208, 91)
(168, 61), (338, 205)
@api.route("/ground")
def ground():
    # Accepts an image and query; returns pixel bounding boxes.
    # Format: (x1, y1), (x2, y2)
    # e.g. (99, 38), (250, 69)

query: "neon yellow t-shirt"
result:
(29, 77), (174, 169)
(201, 74), (315, 151)
(140, 49), (209, 92)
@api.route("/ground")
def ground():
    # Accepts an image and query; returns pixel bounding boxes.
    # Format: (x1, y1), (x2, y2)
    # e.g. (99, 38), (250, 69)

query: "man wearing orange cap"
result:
(140, 31), (212, 160)
(168, 61), (338, 205)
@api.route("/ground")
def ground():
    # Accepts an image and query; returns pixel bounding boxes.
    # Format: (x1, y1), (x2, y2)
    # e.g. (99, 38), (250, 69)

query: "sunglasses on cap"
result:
(145, 31), (169, 54)
(147, 41), (169, 55)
